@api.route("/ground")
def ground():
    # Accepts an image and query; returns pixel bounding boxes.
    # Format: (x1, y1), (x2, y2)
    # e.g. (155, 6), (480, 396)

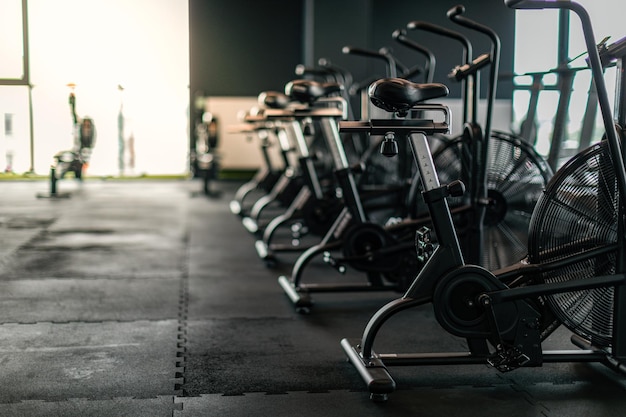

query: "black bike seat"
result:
(368, 78), (449, 115)
(285, 79), (342, 104)
(258, 91), (291, 109)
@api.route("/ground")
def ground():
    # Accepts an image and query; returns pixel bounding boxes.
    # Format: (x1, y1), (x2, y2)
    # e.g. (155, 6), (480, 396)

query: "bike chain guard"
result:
(341, 223), (394, 271)
(433, 266), (544, 371)
(480, 293), (542, 372)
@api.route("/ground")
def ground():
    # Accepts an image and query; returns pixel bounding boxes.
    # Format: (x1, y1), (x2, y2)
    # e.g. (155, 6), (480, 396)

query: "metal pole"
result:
(23, 0), (35, 174)
(557, 9), (570, 65)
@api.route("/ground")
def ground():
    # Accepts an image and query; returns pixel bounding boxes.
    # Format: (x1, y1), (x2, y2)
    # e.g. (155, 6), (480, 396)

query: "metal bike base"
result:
(278, 275), (399, 312)
(242, 216), (259, 234)
(36, 192), (72, 199)
(340, 336), (626, 402)
(229, 200), (243, 215)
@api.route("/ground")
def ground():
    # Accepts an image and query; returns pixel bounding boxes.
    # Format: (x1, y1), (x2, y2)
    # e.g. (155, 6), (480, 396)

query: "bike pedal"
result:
(488, 346), (530, 372)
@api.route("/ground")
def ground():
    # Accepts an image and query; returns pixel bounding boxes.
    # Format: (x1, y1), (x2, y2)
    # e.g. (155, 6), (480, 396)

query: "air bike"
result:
(340, 0), (626, 402)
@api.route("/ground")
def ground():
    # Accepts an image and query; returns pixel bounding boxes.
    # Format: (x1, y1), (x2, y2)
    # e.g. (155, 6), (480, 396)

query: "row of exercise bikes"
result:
(228, 0), (626, 402)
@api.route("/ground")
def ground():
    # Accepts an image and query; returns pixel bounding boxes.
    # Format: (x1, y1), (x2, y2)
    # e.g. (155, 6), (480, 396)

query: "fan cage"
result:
(528, 141), (618, 347)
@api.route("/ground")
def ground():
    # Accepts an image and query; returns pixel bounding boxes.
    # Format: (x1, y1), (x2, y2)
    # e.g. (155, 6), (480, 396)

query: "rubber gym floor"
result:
(0, 178), (624, 416)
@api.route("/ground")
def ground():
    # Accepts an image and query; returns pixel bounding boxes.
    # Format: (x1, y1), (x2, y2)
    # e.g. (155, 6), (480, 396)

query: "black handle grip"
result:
(342, 46), (384, 59)
(446, 4), (465, 19)
(406, 20), (472, 64)
(392, 28), (434, 60)
(392, 29), (435, 81)
(295, 65), (330, 76)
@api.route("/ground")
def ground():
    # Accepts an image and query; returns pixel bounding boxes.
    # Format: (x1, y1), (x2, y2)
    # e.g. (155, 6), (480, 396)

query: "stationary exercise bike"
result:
(38, 85), (96, 199)
(341, 0), (626, 402)
(192, 111), (221, 197)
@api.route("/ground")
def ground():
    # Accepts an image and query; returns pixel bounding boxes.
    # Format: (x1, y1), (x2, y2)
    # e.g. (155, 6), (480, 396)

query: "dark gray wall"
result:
(310, 0), (374, 90)
(189, 0), (516, 98)
(189, 0), (304, 98)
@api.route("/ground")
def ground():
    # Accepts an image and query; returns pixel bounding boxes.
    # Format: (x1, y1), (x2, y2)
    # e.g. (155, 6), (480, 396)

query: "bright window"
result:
(512, 0), (622, 166)
(0, 0), (24, 80)
(1, 0), (189, 176)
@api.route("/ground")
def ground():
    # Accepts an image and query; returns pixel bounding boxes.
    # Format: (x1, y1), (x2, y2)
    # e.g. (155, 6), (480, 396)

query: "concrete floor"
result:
(0, 178), (624, 417)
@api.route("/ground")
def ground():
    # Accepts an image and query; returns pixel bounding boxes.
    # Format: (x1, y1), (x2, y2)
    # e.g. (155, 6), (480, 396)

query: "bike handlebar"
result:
(601, 36), (626, 63)
(392, 29), (435, 83)
(449, 53), (491, 81)
(406, 20), (472, 62)
(342, 45), (401, 78)
(446, 4), (501, 162)
(447, 4), (500, 47)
